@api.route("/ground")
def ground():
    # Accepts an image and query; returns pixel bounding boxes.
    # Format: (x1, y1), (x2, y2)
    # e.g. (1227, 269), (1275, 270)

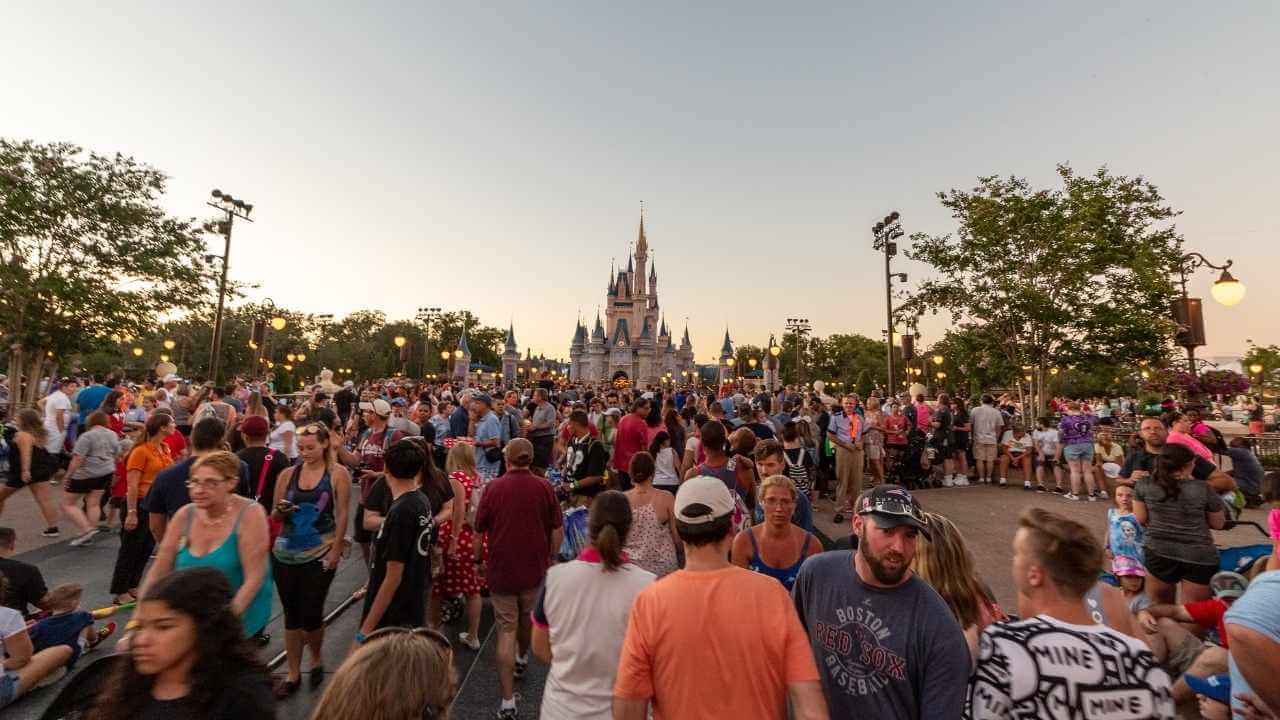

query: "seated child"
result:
(1136, 571), (1247, 705)
(28, 584), (114, 670)
(1111, 556), (1151, 614)
(1, 576), (74, 710)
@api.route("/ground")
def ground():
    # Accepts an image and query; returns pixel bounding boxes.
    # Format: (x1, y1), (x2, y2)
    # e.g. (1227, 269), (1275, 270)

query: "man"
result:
(236, 415), (291, 514)
(753, 440), (813, 531)
(475, 438), (563, 720)
(75, 376), (113, 426)
(1120, 417), (1234, 491)
(812, 397), (833, 498)
(527, 388), (557, 472)
(142, 417), (251, 541)
(1137, 571), (1244, 705)
(1224, 571), (1280, 718)
(448, 389), (473, 439)
(793, 484), (969, 719)
(614, 476), (826, 720)
(969, 394), (1005, 485)
(353, 398), (406, 564)
(472, 394), (502, 480)
(998, 422), (1034, 489)
(611, 399), (651, 491)
(387, 398), (420, 437)
(496, 392), (523, 448)
(357, 439), (433, 639)
(827, 394), (864, 523)
(42, 378), (77, 462)
(561, 410), (608, 502)
(0, 528), (51, 615)
(969, 507), (1173, 719)
(745, 400), (777, 440)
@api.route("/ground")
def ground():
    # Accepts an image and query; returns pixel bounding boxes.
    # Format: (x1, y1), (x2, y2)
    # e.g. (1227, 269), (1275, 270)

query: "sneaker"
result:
(1023, 480), (1032, 490)
(88, 622), (117, 650)
(514, 655), (529, 680)
(1064, 493), (1081, 501)
(1036, 484), (1048, 493)
(954, 477), (970, 487)
(1088, 493), (1099, 502)
(70, 529), (100, 547)
(496, 708), (517, 720)
(41, 527), (60, 538)
(1000, 478), (1009, 487)
(941, 475), (955, 488)
(1051, 486), (1065, 494)
(459, 631), (481, 651)
(1096, 490), (1108, 499)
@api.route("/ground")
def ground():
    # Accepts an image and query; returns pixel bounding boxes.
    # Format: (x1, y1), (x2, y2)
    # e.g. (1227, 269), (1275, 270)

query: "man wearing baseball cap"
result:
(792, 484), (970, 720)
(353, 398), (404, 567)
(614, 476), (826, 720)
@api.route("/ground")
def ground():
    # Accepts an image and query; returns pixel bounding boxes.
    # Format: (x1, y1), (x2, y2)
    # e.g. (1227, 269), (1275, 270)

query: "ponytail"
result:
(588, 490), (633, 572)
(1153, 443), (1194, 501)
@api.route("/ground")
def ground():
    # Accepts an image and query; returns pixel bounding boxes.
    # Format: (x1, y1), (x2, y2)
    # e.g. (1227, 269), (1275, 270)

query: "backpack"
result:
(465, 474), (485, 528)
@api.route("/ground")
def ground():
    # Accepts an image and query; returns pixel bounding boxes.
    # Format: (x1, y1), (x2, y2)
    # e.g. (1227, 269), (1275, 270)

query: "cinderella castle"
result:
(568, 213), (697, 386)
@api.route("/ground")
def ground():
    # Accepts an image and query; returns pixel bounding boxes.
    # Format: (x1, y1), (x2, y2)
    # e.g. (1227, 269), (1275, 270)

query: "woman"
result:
(0, 409), (61, 533)
(883, 401), (909, 472)
(110, 413), (175, 605)
(913, 511), (1005, 663)
(1133, 443), (1226, 604)
(532, 490), (655, 720)
(1092, 426), (1124, 497)
(661, 406), (686, 463)
(433, 443), (483, 651)
(680, 413), (708, 471)
(136, 451), (274, 643)
(1058, 401), (1098, 500)
(1165, 411), (1214, 463)
(63, 411), (122, 545)
(0, 575), (73, 711)
(270, 422), (351, 697)
(648, 431), (682, 494)
(863, 397), (886, 484)
(310, 627), (456, 720)
(91, 568), (275, 720)
(244, 391), (268, 421)
(730, 475), (819, 591)
(622, 452), (680, 578)
(269, 404), (298, 461)
(172, 383), (194, 437)
(1246, 395), (1266, 435)
(950, 397), (972, 483)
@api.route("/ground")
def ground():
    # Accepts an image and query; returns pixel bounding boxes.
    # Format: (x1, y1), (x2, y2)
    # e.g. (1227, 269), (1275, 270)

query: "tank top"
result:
(272, 467), (336, 565)
(697, 460), (740, 497)
(176, 502), (274, 636)
(653, 447), (679, 489)
(746, 528), (812, 591)
(622, 502), (679, 578)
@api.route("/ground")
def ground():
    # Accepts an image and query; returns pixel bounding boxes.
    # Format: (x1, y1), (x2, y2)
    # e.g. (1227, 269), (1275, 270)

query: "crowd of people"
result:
(0, 369), (1278, 719)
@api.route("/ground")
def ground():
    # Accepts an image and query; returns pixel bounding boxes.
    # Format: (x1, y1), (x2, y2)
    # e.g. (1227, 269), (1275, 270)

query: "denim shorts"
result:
(1063, 444), (1094, 462)
(0, 670), (20, 709)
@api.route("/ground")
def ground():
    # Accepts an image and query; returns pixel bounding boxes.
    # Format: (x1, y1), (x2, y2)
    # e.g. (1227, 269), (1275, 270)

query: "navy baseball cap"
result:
(1184, 673), (1230, 706)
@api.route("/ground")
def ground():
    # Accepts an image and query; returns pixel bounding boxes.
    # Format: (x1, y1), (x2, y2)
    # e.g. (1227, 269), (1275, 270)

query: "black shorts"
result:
(66, 472), (113, 494)
(353, 505), (374, 544)
(1144, 551), (1217, 586)
(5, 471), (52, 489)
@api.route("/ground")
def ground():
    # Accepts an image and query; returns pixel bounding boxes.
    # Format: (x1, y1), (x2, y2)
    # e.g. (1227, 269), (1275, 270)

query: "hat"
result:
(1184, 673), (1231, 706)
(1210, 571), (1248, 599)
(162, 373), (182, 383)
(343, 380), (353, 388)
(603, 407), (622, 418)
(1111, 555), (1146, 577)
(390, 397), (408, 407)
(674, 476), (737, 525)
(1101, 462), (1121, 479)
(856, 484), (931, 539)
(359, 398), (392, 417)
(473, 393), (493, 407)
(240, 415), (270, 439)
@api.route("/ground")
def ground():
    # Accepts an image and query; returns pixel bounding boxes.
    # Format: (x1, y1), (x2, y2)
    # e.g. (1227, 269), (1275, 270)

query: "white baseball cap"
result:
(674, 476), (736, 525)
(359, 398), (392, 417)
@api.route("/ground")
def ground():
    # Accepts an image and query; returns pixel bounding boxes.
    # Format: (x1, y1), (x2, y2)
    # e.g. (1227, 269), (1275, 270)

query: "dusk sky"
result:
(5, 2), (1277, 364)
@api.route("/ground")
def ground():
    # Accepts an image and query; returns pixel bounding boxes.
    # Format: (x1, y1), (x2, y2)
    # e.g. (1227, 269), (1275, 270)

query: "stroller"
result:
(888, 427), (930, 490)
(1217, 519), (1273, 578)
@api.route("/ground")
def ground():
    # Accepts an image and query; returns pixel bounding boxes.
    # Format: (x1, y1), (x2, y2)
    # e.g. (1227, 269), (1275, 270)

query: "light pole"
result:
(203, 189), (253, 385)
(872, 211), (906, 395)
(766, 335), (782, 392)
(394, 335), (408, 376)
(785, 318), (811, 386)
(416, 307), (441, 376)
(1172, 252), (1245, 379)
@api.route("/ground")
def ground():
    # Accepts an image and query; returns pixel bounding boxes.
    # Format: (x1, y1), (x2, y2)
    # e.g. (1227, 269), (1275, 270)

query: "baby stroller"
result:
(888, 427), (930, 490)
(1217, 519), (1273, 579)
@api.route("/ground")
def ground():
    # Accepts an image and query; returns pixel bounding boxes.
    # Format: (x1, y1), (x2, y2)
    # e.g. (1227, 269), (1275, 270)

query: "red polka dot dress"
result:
(434, 471), (483, 597)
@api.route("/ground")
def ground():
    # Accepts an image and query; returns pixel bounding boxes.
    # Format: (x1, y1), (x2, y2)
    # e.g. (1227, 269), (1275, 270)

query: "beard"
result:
(859, 527), (911, 585)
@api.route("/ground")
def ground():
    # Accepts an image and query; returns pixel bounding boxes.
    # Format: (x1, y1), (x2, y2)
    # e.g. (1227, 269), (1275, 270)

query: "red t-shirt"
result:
(1184, 598), (1230, 647)
(163, 431), (187, 459)
(612, 414), (650, 474)
(474, 469), (563, 595)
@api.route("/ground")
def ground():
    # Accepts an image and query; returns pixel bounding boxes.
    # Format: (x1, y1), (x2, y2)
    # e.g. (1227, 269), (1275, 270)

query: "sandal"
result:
(309, 665), (326, 689)
(274, 678), (301, 699)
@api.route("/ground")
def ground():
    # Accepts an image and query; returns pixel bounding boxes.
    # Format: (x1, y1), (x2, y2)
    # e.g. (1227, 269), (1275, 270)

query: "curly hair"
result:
(88, 567), (267, 720)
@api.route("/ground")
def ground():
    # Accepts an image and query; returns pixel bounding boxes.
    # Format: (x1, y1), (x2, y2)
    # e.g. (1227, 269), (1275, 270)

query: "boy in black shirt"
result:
(357, 439), (433, 640)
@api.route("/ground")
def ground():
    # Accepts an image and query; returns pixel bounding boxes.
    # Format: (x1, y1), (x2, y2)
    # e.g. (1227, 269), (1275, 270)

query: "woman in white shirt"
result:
(649, 432), (682, 493)
(268, 404), (297, 460)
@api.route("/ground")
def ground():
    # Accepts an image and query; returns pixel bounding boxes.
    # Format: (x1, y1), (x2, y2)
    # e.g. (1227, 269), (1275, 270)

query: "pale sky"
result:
(5, 1), (1277, 364)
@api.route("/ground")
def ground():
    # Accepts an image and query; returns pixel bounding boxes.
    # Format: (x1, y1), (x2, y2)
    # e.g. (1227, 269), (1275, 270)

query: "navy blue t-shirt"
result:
(30, 610), (94, 666)
(142, 457), (252, 517)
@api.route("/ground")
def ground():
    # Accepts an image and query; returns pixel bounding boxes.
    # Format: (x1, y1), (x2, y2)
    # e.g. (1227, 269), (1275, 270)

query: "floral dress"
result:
(434, 471), (482, 597)
(623, 502), (679, 578)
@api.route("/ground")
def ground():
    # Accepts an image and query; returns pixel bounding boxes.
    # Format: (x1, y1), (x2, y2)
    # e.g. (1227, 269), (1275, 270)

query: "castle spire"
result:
(636, 202), (648, 256)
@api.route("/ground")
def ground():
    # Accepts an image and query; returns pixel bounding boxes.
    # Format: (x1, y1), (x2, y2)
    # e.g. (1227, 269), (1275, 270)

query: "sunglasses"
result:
(857, 496), (927, 525)
(297, 423), (328, 436)
(362, 627), (454, 718)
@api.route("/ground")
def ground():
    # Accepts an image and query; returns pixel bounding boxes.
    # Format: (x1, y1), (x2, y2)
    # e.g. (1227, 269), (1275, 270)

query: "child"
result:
(781, 421), (815, 503)
(1031, 417), (1063, 493)
(1106, 485), (1144, 565)
(27, 584), (114, 671)
(1111, 556), (1150, 614)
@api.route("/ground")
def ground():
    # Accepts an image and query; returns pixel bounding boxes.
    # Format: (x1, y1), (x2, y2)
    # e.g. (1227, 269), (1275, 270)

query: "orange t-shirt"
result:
(125, 441), (172, 497)
(614, 565), (819, 719)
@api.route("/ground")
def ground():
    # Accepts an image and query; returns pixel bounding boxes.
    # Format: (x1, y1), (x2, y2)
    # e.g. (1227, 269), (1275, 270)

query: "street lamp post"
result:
(872, 211), (906, 395)
(1172, 252), (1245, 379)
(416, 307), (441, 376)
(766, 335), (782, 393)
(785, 318), (811, 387)
(204, 189), (254, 385)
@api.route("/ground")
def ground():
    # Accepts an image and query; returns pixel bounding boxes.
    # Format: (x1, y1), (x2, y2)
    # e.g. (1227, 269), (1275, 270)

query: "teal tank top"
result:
(176, 501), (274, 637)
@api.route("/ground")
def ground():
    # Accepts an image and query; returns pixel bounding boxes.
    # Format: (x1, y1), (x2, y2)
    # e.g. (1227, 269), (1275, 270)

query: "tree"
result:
(0, 139), (218, 407)
(1242, 344), (1280, 398)
(899, 165), (1183, 415)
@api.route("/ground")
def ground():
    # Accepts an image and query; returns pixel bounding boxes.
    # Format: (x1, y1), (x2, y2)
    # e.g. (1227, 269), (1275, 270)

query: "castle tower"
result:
(569, 319), (586, 383)
(717, 329), (735, 386)
(454, 326), (472, 384)
(502, 324), (519, 389)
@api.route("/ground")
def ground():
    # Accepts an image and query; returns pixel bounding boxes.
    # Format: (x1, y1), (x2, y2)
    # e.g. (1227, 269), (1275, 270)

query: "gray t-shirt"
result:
(1133, 477), (1224, 565)
(969, 405), (1005, 446)
(70, 426), (121, 479)
(792, 551), (971, 720)
(529, 402), (557, 438)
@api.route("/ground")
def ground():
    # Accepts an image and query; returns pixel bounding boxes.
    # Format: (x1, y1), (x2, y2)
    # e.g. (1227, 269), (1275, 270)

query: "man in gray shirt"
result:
(527, 388), (557, 472)
(969, 394), (1006, 486)
(792, 485), (970, 720)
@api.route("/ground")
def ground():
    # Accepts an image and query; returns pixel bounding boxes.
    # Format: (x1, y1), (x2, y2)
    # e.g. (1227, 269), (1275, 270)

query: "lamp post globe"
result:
(1210, 271), (1246, 307)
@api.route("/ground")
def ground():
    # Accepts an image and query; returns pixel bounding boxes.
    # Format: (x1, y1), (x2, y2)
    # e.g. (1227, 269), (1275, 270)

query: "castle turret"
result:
(502, 324), (519, 389)
(717, 329), (735, 385)
(454, 326), (473, 384)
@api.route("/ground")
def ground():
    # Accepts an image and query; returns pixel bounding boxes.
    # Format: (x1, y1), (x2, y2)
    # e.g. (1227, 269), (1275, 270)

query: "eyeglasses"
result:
(185, 477), (233, 490)
(362, 627), (454, 718)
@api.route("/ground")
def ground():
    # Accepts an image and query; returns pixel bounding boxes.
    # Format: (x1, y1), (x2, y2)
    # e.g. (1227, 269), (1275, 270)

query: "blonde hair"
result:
(760, 474), (797, 500)
(191, 450), (241, 482)
(913, 511), (988, 628)
(15, 408), (48, 445)
(309, 631), (456, 720)
(445, 442), (478, 477)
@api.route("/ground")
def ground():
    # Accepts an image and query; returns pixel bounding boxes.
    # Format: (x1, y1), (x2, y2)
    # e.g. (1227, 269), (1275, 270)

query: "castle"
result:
(568, 214), (697, 386)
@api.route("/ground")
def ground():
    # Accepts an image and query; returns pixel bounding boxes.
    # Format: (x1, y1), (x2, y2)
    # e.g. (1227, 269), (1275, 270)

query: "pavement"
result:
(2, 478), (1273, 719)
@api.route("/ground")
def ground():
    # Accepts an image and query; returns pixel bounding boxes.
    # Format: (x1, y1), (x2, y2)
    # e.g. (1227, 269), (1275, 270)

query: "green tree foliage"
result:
(898, 165), (1183, 414)
(0, 139), (216, 407)
(1242, 344), (1280, 397)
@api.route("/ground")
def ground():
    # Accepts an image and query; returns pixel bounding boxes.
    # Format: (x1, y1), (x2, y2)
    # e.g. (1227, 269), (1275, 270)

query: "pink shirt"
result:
(1167, 431), (1214, 462)
(914, 402), (932, 432)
